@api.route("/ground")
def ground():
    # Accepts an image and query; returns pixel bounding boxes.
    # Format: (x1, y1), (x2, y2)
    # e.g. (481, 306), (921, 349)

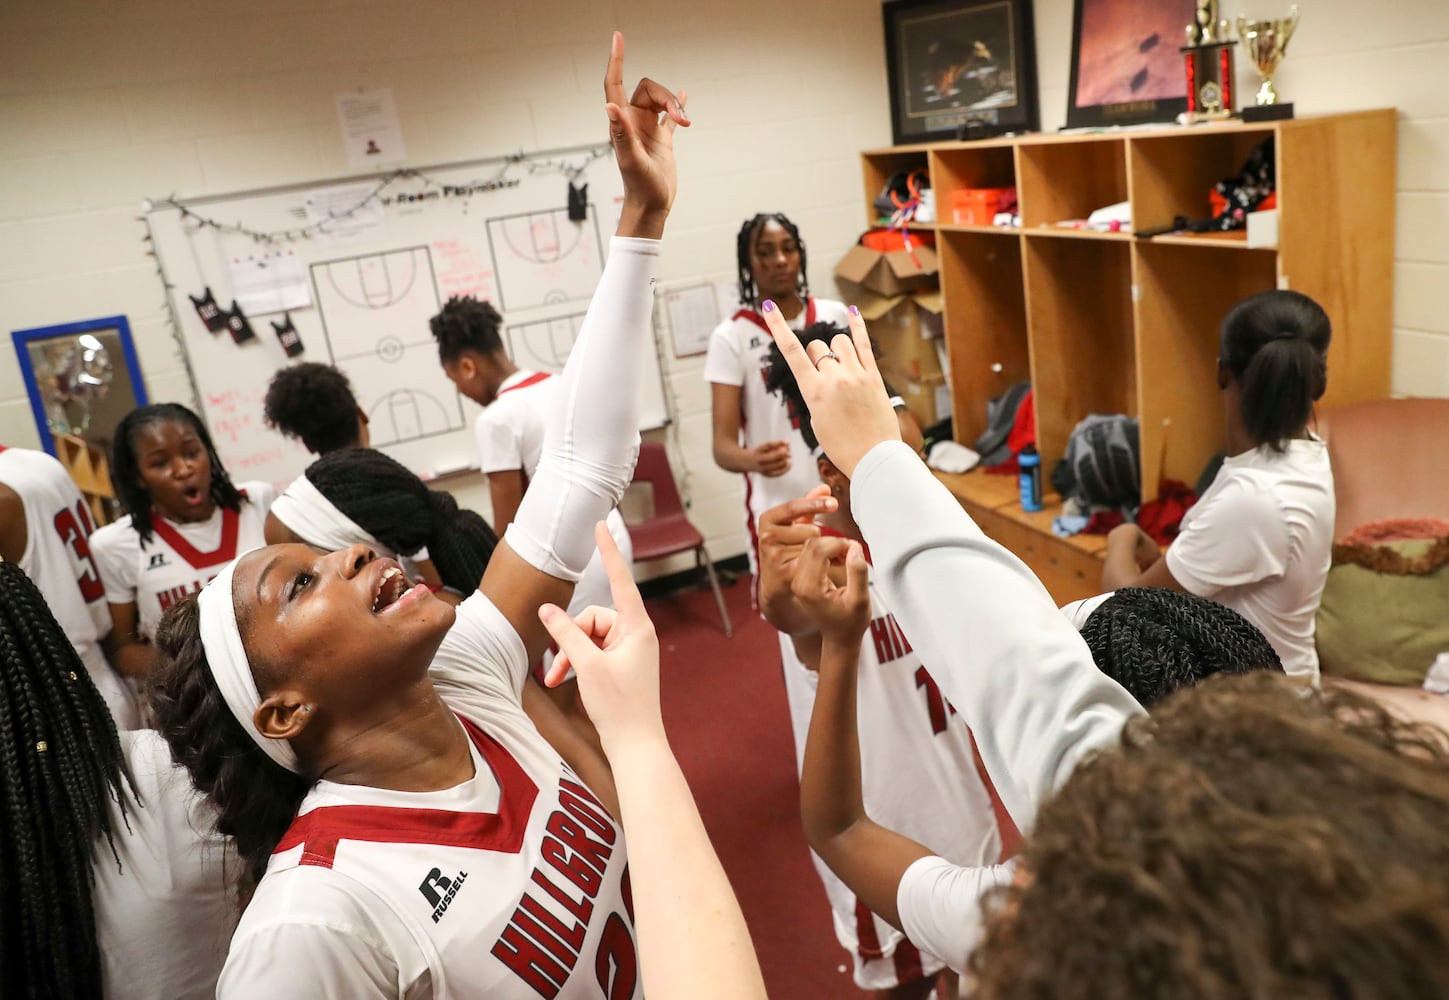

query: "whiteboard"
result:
(146, 147), (670, 492)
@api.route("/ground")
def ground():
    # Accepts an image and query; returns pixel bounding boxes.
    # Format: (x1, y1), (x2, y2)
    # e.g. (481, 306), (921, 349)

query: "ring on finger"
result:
(813, 350), (841, 370)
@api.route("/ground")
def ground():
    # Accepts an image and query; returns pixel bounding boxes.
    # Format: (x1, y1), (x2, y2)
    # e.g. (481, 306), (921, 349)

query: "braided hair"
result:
(110, 403), (245, 544)
(0, 561), (134, 1000)
(736, 213), (808, 308)
(150, 595), (310, 896)
(307, 448), (499, 592)
(429, 295), (505, 365)
(263, 363), (363, 455)
(1080, 587), (1282, 707)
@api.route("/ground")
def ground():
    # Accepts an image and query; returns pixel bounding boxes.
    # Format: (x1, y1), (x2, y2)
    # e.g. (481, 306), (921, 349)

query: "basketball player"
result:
(0, 445), (139, 728)
(430, 286), (632, 724)
(758, 332), (998, 998)
(146, 35), (686, 996)
(91, 403), (276, 680)
(704, 213), (851, 581)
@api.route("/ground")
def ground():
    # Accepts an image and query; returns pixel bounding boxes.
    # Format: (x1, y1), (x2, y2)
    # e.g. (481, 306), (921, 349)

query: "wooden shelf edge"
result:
(1144, 231), (1276, 251)
(1024, 227), (1134, 242)
(934, 223), (1021, 236)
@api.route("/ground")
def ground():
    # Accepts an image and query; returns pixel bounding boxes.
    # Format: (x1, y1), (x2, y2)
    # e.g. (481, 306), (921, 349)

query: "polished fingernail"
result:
(762, 299), (775, 313)
(849, 304), (860, 317)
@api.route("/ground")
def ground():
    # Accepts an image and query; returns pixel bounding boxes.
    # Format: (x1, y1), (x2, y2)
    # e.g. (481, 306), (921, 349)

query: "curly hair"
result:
(1079, 587), (1282, 707)
(149, 595), (312, 896)
(736, 213), (808, 308)
(970, 671), (1449, 999)
(429, 295), (505, 365)
(109, 403), (245, 544)
(263, 362), (363, 455)
(305, 448), (498, 593)
(0, 561), (134, 1000)
(765, 322), (887, 453)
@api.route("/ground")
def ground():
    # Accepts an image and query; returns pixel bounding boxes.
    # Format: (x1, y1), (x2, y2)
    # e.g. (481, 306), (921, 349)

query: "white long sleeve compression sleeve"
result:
(505, 236), (658, 580)
(850, 441), (1145, 830)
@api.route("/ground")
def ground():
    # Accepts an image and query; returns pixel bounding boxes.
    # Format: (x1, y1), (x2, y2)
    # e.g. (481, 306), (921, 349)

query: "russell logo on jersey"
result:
(419, 867), (470, 924)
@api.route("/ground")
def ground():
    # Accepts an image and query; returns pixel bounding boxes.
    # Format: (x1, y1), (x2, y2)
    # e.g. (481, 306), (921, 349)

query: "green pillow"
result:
(1317, 532), (1449, 686)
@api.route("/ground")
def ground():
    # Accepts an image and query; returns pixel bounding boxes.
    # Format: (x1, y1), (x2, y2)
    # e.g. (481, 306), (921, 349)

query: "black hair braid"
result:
(0, 561), (135, 1000)
(736, 213), (809, 308)
(263, 363), (363, 455)
(305, 448), (497, 593)
(429, 295), (505, 365)
(150, 596), (312, 895)
(110, 403), (246, 544)
(1080, 587), (1282, 707)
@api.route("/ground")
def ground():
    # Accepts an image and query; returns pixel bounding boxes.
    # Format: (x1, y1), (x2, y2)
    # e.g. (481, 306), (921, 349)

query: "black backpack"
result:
(1053, 414), (1141, 510)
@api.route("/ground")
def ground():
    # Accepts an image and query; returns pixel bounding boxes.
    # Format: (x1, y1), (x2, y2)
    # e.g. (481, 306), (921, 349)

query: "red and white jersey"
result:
(779, 540), (1000, 989)
(473, 369), (631, 618)
(703, 298), (850, 568)
(0, 446), (138, 728)
(219, 594), (640, 1000)
(91, 482), (276, 641)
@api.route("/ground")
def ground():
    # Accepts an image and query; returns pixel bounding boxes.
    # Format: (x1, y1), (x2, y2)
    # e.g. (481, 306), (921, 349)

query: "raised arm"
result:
(540, 524), (767, 1000)
(792, 534), (931, 927)
(761, 305), (1145, 830)
(481, 32), (687, 667)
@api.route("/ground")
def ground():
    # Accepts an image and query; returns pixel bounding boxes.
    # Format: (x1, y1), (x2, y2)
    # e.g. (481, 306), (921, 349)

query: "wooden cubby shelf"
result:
(858, 110), (1397, 604)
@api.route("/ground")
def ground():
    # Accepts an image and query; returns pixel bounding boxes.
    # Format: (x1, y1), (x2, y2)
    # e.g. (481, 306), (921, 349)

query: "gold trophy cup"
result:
(1237, 5), (1300, 120)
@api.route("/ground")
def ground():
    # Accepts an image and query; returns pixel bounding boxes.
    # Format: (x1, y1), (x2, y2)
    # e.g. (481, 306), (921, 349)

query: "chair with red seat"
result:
(625, 441), (732, 637)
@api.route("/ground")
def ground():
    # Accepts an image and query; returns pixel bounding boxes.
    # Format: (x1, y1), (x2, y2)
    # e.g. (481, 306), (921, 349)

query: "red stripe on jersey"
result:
(892, 939), (925, 984)
(274, 715), (539, 866)
(150, 506), (240, 569)
(497, 371), (553, 398)
(854, 898), (885, 960)
(730, 297), (819, 335)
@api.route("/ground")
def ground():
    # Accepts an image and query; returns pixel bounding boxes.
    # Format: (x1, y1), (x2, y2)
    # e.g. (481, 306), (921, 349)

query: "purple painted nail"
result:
(762, 299), (775, 313)
(849, 304), (860, 317)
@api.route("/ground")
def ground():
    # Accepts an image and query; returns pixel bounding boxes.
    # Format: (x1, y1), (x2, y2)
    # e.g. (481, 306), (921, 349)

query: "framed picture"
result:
(884, 0), (1040, 145)
(1067, 0), (1194, 128)
(11, 316), (149, 458)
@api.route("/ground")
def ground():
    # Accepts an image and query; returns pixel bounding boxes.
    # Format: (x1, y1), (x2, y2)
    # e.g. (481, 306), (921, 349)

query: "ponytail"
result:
(306, 448), (498, 592)
(423, 489), (498, 592)
(1219, 290), (1331, 451)
(150, 596), (311, 895)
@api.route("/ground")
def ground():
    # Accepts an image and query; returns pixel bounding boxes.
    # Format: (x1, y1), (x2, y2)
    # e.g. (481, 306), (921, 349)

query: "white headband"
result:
(196, 553), (303, 774)
(272, 474), (418, 561)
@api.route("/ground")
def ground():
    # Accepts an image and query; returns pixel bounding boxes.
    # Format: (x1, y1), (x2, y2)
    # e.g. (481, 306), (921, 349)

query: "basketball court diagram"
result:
(486, 206), (604, 312)
(310, 246), (465, 448)
(505, 312), (589, 375)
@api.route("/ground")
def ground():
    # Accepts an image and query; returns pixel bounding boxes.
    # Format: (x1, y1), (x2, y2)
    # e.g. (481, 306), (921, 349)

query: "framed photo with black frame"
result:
(884, 0), (1039, 145)
(1066, 0), (1194, 128)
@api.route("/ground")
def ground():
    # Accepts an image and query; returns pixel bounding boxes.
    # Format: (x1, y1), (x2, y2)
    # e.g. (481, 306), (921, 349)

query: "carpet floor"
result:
(646, 576), (860, 997)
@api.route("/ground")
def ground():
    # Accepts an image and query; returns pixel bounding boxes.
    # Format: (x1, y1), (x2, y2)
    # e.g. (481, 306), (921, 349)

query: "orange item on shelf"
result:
(860, 228), (937, 253)
(951, 187), (1017, 226)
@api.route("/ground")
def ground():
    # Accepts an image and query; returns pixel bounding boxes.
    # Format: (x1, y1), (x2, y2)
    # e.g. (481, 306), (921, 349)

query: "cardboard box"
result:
(862, 291), (945, 381)
(834, 243), (939, 298)
(882, 368), (950, 430)
(951, 187), (1016, 226)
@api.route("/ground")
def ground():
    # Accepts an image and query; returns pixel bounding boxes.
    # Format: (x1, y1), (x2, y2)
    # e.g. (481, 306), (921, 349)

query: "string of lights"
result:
(154, 146), (610, 245)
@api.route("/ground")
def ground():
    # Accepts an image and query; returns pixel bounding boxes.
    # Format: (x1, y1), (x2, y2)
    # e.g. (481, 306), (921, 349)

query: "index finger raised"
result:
(594, 520), (647, 619)
(761, 303), (817, 392)
(603, 31), (628, 107)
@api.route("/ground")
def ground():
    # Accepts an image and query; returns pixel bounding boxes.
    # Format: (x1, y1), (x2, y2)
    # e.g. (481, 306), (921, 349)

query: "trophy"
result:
(1237, 6), (1301, 121)
(1179, 0), (1237, 124)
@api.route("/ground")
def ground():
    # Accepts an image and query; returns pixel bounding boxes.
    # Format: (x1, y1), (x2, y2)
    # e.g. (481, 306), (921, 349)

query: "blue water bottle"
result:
(1019, 445), (1043, 512)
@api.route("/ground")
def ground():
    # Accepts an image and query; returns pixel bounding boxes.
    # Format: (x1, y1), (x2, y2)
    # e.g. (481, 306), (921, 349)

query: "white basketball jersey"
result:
(0, 446), (138, 727)
(91, 482), (275, 641)
(780, 537), (1001, 988)
(702, 298), (850, 568)
(222, 595), (640, 1000)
